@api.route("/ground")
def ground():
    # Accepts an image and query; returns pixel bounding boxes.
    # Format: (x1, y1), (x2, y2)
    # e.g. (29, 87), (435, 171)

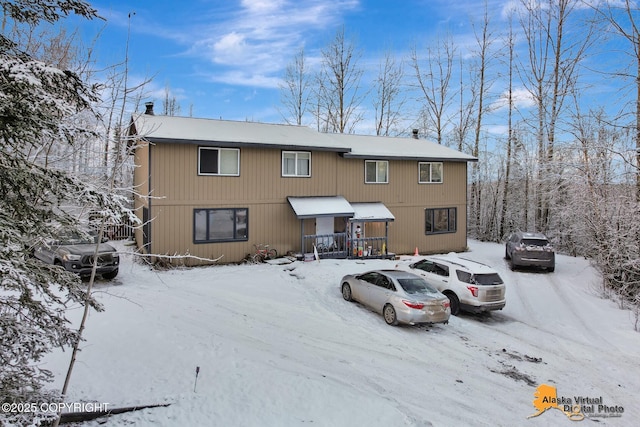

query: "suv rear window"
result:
(474, 273), (504, 285)
(456, 270), (504, 285)
(521, 238), (548, 247)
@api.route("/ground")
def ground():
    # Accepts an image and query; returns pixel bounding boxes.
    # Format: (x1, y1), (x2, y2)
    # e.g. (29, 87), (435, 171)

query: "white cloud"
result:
(212, 32), (248, 64)
(190, 0), (360, 88)
(491, 87), (536, 111)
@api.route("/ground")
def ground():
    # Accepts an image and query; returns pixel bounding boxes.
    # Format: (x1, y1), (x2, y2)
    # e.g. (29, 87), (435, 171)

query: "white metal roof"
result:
(131, 114), (348, 152)
(287, 197), (395, 221)
(130, 113), (477, 161)
(325, 133), (477, 162)
(350, 202), (395, 221)
(287, 196), (354, 219)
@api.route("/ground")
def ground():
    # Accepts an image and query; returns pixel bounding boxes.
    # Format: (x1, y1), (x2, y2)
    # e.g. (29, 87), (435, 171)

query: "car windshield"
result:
(58, 233), (96, 245)
(397, 278), (438, 294)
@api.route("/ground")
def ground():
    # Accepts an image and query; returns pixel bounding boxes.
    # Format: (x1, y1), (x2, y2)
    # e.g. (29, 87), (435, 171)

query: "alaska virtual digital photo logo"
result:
(528, 384), (624, 421)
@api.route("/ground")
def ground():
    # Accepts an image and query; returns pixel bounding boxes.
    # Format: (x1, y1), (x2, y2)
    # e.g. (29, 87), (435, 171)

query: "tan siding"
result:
(151, 146), (343, 204)
(132, 140), (150, 252)
(138, 141), (470, 263)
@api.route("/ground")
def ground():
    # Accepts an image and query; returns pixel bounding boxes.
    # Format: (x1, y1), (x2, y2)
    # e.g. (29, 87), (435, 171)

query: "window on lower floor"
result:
(365, 160), (388, 183)
(199, 147), (240, 176)
(419, 162), (443, 183)
(282, 151), (311, 177)
(194, 208), (248, 242)
(425, 208), (456, 234)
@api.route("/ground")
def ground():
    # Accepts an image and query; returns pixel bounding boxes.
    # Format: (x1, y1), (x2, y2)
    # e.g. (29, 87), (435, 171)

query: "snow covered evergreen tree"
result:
(0, 1), (132, 424)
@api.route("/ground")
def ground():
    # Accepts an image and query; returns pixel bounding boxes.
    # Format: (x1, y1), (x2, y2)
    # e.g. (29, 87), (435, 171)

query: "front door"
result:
(316, 216), (334, 249)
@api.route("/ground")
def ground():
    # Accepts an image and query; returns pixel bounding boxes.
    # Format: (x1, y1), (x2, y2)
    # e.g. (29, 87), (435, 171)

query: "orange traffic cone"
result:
(414, 247), (419, 256)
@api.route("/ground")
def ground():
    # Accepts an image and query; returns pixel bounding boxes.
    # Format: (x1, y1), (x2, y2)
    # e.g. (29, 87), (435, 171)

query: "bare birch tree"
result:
(411, 35), (455, 144)
(162, 83), (181, 116)
(516, 0), (595, 232)
(469, 4), (497, 239)
(279, 47), (311, 126)
(499, 16), (516, 240)
(593, 0), (640, 201)
(451, 54), (477, 151)
(314, 26), (366, 133)
(372, 50), (406, 136)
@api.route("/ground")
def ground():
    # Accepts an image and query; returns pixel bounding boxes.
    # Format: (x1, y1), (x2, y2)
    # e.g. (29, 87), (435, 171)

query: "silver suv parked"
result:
(396, 255), (506, 315)
(505, 231), (555, 272)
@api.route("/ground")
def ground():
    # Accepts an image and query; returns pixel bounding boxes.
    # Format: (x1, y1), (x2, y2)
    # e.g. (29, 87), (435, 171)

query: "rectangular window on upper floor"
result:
(365, 160), (388, 184)
(419, 162), (443, 183)
(198, 147), (240, 176)
(282, 151), (311, 177)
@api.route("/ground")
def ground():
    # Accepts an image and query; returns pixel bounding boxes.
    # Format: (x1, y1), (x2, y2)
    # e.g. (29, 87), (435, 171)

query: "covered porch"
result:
(287, 196), (396, 260)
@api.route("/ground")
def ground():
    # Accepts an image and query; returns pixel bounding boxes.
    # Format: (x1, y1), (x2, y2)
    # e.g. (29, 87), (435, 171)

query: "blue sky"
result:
(75, 1), (511, 126)
(71, 0), (628, 138)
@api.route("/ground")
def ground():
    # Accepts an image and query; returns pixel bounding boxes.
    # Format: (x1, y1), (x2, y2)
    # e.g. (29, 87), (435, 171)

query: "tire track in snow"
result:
(548, 272), (612, 338)
(502, 259), (537, 321)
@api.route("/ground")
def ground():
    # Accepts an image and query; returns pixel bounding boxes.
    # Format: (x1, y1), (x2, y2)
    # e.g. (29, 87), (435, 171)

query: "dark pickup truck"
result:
(33, 232), (120, 280)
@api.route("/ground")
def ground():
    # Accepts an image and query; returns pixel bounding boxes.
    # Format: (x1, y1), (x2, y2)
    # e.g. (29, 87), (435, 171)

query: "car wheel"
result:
(383, 304), (398, 326)
(509, 260), (517, 271)
(102, 269), (119, 280)
(547, 266), (555, 273)
(445, 292), (460, 316)
(341, 283), (353, 301)
(505, 247), (511, 260)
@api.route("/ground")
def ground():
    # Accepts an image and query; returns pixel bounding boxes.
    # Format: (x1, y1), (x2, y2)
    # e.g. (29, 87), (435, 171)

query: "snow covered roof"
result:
(130, 113), (477, 162)
(287, 196), (354, 219)
(287, 197), (395, 221)
(326, 133), (477, 162)
(350, 202), (395, 222)
(130, 114), (349, 153)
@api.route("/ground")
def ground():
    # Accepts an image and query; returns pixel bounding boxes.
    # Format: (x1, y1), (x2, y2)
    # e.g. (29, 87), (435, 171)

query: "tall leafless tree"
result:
(162, 83), (181, 116)
(593, 0), (640, 201)
(516, 0), (595, 232)
(372, 50), (406, 136)
(451, 54), (477, 151)
(499, 15), (516, 241)
(470, 3), (497, 239)
(411, 35), (455, 144)
(314, 27), (366, 133)
(279, 47), (311, 126)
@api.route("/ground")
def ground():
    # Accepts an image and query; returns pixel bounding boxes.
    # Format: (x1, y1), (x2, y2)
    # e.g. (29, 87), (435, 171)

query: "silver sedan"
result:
(340, 269), (451, 326)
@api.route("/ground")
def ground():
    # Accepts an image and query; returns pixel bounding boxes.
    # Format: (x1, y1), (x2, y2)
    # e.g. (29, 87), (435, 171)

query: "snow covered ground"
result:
(43, 240), (640, 426)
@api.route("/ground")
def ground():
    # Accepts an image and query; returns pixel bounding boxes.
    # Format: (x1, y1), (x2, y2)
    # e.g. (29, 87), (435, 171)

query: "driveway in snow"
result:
(44, 240), (640, 426)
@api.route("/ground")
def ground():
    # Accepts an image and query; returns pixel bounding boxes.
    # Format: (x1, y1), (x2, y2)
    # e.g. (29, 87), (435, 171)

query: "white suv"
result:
(396, 254), (505, 315)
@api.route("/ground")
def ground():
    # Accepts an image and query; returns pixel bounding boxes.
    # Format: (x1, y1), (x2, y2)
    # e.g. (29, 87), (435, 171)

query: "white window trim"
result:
(282, 151), (311, 177)
(418, 162), (443, 184)
(365, 160), (389, 184)
(198, 147), (240, 176)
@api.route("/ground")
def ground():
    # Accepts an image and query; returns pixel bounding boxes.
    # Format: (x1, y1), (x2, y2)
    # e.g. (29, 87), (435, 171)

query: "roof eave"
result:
(341, 153), (478, 162)
(144, 137), (351, 154)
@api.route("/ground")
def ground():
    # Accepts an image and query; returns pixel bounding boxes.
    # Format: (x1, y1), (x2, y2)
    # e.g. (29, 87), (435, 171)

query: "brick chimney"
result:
(144, 102), (154, 115)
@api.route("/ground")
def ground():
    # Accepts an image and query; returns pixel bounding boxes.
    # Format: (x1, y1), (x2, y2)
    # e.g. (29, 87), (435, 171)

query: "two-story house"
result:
(129, 103), (477, 264)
